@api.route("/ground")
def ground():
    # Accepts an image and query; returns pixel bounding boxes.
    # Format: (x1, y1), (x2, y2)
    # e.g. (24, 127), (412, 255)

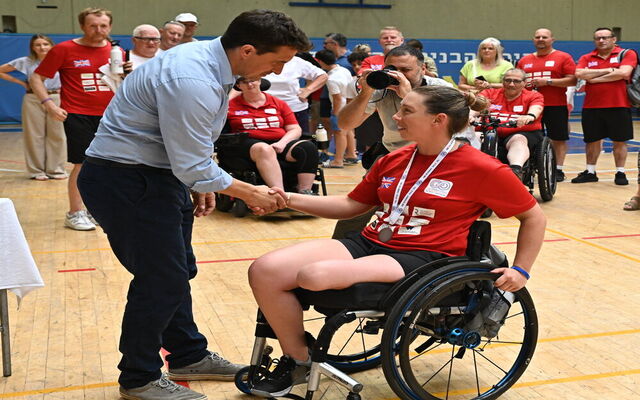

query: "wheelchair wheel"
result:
(381, 266), (538, 400)
(480, 131), (497, 159)
(231, 199), (250, 218)
(536, 137), (557, 202)
(215, 193), (233, 212)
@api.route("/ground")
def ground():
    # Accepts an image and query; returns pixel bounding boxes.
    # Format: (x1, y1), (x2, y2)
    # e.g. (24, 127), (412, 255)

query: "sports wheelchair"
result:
(235, 221), (538, 399)
(214, 132), (328, 217)
(472, 115), (557, 202)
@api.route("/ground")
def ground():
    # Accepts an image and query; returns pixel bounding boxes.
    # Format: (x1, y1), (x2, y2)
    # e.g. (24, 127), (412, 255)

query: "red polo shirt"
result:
(517, 50), (576, 106)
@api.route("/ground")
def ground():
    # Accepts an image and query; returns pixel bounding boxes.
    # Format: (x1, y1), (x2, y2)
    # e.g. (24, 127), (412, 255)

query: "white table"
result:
(0, 198), (44, 376)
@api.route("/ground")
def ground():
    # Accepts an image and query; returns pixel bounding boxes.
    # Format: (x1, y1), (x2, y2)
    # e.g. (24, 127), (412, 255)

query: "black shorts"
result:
(294, 108), (310, 136)
(337, 232), (447, 275)
(542, 106), (569, 141)
(320, 97), (332, 118)
(63, 113), (101, 164)
(500, 130), (543, 154)
(223, 137), (299, 163)
(581, 108), (633, 143)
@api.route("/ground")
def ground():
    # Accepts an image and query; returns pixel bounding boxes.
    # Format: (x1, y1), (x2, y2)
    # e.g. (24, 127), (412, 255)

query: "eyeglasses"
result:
(134, 37), (161, 43)
(594, 36), (613, 41)
(503, 79), (523, 84)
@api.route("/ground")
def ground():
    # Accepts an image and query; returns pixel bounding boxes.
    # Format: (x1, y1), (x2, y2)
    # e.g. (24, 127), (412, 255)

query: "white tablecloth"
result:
(0, 198), (44, 304)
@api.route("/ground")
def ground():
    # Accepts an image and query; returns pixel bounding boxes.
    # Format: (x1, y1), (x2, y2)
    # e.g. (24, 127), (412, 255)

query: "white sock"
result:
(617, 167), (625, 173)
(556, 165), (564, 170)
(586, 164), (596, 174)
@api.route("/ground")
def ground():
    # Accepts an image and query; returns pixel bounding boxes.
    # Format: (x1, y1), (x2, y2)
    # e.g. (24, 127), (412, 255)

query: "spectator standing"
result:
(458, 37), (514, 92)
(623, 152), (640, 210)
(175, 12), (199, 43)
(405, 38), (439, 77)
(323, 33), (354, 75)
(517, 28), (576, 182)
(573, 27), (637, 185)
(128, 24), (161, 70)
(361, 26), (404, 71)
(29, 7), (117, 231)
(0, 34), (67, 181)
(315, 49), (357, 168)
(157, 21), (185, 54)
(77, 10), (309, 399)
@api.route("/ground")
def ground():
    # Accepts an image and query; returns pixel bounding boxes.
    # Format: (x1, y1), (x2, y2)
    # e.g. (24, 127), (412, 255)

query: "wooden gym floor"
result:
(0, 121), (639, 400)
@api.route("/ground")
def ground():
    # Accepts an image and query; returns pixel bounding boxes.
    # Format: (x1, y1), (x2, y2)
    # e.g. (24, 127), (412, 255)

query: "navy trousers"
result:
(78, 160), (209, 388)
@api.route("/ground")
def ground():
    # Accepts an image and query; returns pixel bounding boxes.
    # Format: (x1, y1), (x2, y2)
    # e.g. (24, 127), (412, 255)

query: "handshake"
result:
(190, 185), (292, 217)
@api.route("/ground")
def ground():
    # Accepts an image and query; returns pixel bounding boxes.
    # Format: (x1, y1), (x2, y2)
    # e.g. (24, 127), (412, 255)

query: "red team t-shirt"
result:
(361, 54), (385, 71)
(517, 51), (576, 106)
(348, 145), (536, 256)
(34, 40), (115, 116)
(227, 93), (299, 141)
(480, 88), (545, 137)
(576, 46), (638, 108)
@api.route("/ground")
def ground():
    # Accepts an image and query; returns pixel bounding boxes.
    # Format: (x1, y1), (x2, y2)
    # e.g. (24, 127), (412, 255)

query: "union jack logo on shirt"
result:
(73, 59), (91, 67)
(380, 176), (396, 189)
(235, 110), (249, 115)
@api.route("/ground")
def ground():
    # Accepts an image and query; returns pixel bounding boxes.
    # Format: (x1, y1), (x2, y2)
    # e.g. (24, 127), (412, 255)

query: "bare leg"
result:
(550, 139), (567, 167)
(585, 140), (602, 165)
(250, 143), (284, 189)
(332, 129), (346, 167)
(505, 135), (530, 166)
(295, 173), (315, 191)
(612, 141), (628, 168)
(345, 129), (358, 159)
(68, 163), (84, 212)
(248, 239), (404, 361)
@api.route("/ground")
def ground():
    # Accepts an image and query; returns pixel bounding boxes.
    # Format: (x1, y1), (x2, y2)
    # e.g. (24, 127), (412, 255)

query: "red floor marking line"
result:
(582, 233), (640, 240)
(160, 348), (190, 388)
(0, 159), (24, 165)
(197, 257), (257, 264)
(57, 268), (96, 273)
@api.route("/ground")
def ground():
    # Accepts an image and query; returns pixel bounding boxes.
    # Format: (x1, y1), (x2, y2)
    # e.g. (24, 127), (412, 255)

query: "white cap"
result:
(175, 13), (198, 24)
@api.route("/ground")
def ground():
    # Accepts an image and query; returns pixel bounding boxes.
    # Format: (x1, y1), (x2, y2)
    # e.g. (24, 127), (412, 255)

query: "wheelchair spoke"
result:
(446, 345), (456, 399)
(336, 318), (365, 357)
(472, 347), (509, 375)
(473, 348), (481, 397)
(419, 351), (455, 388)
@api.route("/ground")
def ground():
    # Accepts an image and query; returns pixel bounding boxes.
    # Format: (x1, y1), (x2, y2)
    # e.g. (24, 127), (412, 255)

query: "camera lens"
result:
(366, 69), (399, 90)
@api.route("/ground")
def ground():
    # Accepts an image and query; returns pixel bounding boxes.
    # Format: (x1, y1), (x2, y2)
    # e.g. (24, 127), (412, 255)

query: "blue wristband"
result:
(511, 266), (530, 280)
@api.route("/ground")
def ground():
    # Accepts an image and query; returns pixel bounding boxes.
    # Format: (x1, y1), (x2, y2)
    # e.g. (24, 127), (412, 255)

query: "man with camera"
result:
(333, 45), (450, 238)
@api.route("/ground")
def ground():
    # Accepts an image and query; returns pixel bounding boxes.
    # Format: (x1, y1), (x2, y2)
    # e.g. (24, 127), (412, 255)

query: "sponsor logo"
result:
(424, 179), (453, 198)
(544, 60), (555, 67)
(513, 105), (524, 112)
(610, 57), (618, 64)
(489, 104), (503, 110)
(588, 61), (599, 68)
(264, 108), (277, 114)
(84, 86), (97, 92)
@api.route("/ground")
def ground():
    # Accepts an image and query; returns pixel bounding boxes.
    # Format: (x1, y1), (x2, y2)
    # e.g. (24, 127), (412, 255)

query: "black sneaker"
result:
(571, 170), (598, 183)
(614, 171), (629, 185)
(510, 165), (523, 181)
(555, 169), (565, 182)
(251, 355), (309, 398)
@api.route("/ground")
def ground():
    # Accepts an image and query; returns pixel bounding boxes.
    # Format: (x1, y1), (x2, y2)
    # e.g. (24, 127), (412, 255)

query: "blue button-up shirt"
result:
(86, 38), (234, 193)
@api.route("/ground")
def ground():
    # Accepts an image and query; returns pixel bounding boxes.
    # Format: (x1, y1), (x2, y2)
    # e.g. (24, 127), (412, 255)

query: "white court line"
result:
(0, 168), (24, 172)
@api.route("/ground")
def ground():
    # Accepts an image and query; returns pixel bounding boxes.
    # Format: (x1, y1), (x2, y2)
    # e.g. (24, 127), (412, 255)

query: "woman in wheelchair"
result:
(478, 68), (545, 180)
(247, 85), (546, 397)
(226, 77), (319, 194)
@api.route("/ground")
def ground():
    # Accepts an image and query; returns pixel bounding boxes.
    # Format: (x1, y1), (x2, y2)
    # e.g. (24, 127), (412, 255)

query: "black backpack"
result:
(620, 48), (640, 107)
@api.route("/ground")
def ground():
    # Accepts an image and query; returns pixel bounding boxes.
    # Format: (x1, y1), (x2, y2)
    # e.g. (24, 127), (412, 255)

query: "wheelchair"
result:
(472, 115), (557, 202)
(235, 221), (538, 399)
(214, 132), (328, 217)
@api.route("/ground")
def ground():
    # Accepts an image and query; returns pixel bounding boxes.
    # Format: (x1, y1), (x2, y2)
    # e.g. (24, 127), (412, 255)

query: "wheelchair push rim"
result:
(382, 269), (538, 400)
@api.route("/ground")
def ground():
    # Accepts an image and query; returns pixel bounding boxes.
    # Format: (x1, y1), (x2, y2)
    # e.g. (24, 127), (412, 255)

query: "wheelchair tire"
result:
(231, 199), (250, 218)
(537, 136), (557, 202)
(480, 131), (498, 159)
(381, 266), (538, 400)
(325, 321), (384, 373)
(215, 193), (234, 212)
(234, 366), (251, 394)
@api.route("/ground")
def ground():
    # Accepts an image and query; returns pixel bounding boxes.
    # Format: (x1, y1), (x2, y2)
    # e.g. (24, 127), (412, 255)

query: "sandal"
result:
(322, 160), (344, 169)
(623, 196), (640, 211)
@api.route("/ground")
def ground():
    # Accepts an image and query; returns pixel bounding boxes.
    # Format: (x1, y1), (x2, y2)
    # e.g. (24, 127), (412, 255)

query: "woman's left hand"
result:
(271, 141), (287, 154)
(491, 267), (528, 292)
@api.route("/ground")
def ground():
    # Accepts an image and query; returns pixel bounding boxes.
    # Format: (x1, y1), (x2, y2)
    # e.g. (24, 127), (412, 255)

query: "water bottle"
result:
(110, 41), (124, 75)
(314, 124), (329, 150)
(482, 290), (515, 338)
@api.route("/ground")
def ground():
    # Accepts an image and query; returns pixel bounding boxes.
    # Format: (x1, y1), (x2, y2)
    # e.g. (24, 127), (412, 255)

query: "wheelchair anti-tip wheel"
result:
(381, 268), (538, 400)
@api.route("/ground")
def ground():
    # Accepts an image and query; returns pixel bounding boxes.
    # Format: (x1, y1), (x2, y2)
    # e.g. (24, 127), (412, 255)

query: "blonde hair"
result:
(476, 37), (505, 64)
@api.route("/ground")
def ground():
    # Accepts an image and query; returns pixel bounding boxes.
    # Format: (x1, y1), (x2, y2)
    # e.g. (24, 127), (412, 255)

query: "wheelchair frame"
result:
(236, 221), (539, 400)
(474, 115), (557, 202)
(214, 132), (328, 217)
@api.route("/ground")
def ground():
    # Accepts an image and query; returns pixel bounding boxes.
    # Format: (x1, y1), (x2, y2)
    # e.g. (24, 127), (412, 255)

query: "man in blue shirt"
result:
(77, 10), (311, 400)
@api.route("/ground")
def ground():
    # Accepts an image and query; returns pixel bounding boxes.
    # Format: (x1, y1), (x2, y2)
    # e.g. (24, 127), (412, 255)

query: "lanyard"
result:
(387, 138), (456, 225)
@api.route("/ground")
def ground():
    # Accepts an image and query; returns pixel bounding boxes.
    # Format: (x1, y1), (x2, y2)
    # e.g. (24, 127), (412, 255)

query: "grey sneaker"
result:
(167, 351), (245, 381)
(119, 376), (207, 400)
(64, 210), (96, 231)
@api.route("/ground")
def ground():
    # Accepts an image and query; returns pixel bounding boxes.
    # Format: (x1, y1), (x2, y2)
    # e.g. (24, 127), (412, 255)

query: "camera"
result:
(366, 65), (399, 89)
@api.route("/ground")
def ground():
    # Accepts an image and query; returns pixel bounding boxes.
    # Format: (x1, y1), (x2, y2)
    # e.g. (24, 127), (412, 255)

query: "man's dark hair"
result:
(326, 32), (347, 47)
(315, 49), (336, 65)
(405, 39), (423, 51)
(594, 27), (615, 37)
(385, 45), (424, 64)
(221, 9), (312, 54)
(347, 51), (368, 64)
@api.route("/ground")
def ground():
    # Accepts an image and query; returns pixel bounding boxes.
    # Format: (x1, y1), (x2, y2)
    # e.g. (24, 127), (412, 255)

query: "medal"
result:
(378, 226), (393, 242)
